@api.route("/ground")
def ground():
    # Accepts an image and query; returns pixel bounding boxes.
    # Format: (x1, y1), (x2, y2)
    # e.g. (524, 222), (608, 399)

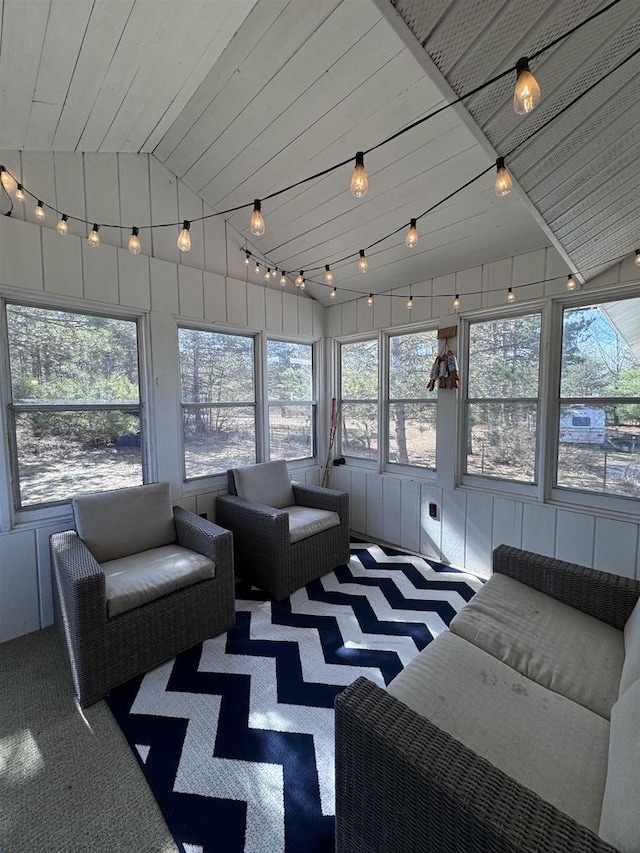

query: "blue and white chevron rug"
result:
(107, 541), (482, 853)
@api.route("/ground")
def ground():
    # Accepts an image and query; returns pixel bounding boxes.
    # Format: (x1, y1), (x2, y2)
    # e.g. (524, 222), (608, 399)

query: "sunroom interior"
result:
(1, 0), (640, 647)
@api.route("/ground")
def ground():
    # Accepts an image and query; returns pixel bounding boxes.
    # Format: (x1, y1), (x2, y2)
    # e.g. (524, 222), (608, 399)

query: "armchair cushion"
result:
(388, 630), (609, 834)
(102, 545), (214, 618)
(283, 505), (340, 544)
(619, 597), (640, 696)
(73, 482), (176, 563)
(449, 572), (624, 719)
(231, 460), (294, 509)
(599, 678), (640, 852)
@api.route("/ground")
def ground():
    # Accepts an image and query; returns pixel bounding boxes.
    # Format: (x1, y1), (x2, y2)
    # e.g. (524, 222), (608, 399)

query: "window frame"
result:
(384, 325), (439, 477)
(1, 296), (150, 522)
(458, 304), (547, 498)
(265, 336), (317, 464)
(337, 334), (381, 468)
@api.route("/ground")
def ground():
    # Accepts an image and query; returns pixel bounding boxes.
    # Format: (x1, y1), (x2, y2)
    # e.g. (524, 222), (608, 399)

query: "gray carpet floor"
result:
(0, 627), (178, 853)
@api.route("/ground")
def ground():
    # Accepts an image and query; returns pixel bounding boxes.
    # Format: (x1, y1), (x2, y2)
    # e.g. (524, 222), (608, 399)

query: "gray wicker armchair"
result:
(216, 460), (350, 600)
(51, 482), (235, 707)
(335, 546), (640, 853)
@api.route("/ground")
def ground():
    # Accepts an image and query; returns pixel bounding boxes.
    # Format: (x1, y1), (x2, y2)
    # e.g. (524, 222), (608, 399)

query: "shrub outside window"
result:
(464, 314), (541, 483)
(267, 340), (315, 461)
(387, 330), (438, 469)
(556, 299), (640, 499)
(5, 303), (143, 509)
(179, 328), (256, 478)
(340, 339), (378, 460)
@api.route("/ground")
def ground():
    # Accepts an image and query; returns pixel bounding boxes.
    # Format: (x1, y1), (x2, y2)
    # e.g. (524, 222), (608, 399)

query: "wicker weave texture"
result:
(217, 479), (350, 600)
(51, 509), (236, 707)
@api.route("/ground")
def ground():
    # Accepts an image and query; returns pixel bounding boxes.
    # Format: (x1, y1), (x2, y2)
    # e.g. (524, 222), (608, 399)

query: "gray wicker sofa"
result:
(336, 545), (640, 853)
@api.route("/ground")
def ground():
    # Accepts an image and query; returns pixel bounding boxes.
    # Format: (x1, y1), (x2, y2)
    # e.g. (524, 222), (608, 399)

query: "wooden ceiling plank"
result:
(164, 0), (344, 181)
(0, 0), (51, 149)
(183, 2), (386, 195)
(52, 0), (135, 151)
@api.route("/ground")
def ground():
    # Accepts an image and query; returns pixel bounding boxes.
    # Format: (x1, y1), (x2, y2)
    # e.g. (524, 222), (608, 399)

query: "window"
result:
(5, 303), (143, 509)
(179, 328), (256, 479)
(464, 313), (541, 483)
(267, 340), (315, 461)
(556, 299), (640, 499)
(340, 339), (378, 460)
(387, 330), (438, 469)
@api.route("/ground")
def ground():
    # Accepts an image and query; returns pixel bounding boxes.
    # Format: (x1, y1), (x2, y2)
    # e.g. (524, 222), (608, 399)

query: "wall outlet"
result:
(429, 503), (438, 519)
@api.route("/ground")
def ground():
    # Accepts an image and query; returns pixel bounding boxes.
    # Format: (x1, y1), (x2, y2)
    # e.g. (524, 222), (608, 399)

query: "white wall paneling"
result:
(0, 529), (39, 642)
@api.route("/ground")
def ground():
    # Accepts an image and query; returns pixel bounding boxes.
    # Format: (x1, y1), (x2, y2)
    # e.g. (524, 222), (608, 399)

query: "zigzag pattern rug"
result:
(107, 541), (482, 853)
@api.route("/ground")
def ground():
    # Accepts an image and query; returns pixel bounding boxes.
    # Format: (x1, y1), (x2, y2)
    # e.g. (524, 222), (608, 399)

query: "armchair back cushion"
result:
(231, 460), (294, 509)
(73, 482), (176, 563)
(599, 677), (640, 852)
(619, 597), (640, 696)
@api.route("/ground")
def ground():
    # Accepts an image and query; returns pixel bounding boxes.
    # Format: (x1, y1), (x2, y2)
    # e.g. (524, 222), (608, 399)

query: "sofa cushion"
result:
(599, 677), (640, 852)
(283, 505), (340, 544)
(619, 596), (640, 697)
(388, 631), (609, 833)
(102, 545), (214, 618)
(73, 482), (176, 563)
(232, 460), (294, 509)
(450, 572), (624, 719)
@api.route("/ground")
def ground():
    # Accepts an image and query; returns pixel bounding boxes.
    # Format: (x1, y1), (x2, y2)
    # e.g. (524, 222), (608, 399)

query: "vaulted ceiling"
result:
(0, 0), (638, 305)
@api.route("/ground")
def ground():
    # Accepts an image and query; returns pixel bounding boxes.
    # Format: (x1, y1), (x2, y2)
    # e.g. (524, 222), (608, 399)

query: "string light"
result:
(88, 224), (100, 246)
(406, 293), (413, 309)
(330, 287), (337, 300)
(453, 294), (461, 309)
(350, 151), (368, 198)
(15, 184), (25, 202)
(254, 262), (260, 275)
(366, 293), (374, 306)
(566, 274), (578, 291)
(295, 271), (305, 287)
(513, 57), (541, 115)
(265, 268), (271, 281)
(494, 158), (512, 196)
(271, 268), (278, 279)
(244, 251), (250, 265)
(358, 249), (369, 273)
(128, 226), (141, 255)
(507, 287), (516, 303)
(57, 215), (68, 236)
(280, 272), (287, 286)
(35, 201), (45, 221)
(635, 250), (640, 267)
(324, 264), (334, 285)
(250, 199), (265, 236)
(0, 167), (17, 194)
(177, 220), (191, 252)
(405, 218), (418, 248)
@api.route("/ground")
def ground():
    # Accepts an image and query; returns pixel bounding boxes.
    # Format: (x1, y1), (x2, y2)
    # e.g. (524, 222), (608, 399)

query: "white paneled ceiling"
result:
(1, 0), (638, 304)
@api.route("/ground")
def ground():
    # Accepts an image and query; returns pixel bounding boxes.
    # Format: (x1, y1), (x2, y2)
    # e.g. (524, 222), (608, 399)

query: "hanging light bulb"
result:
(244, 251), (250, 266)
(56, 214), (69, 236)
(295, 271), (304, 287)
(299, 278), (306, 290)
(513, 57), (541, 115)
(250, 199), (265, 236)
(255, 262), (260, 275)
(494, 157), (513, 196)
(366, 293), (374, 306)
(635, 250), (640, 267)
(88, 224), (100, 247)
(15, 183), (25, 202)
(507, 287), (516, 303)
(405, 218), (418, 248)
(35, 201), (45, 221)
(177, 220), (191, 252)
(453, 294), (461, 309)
(0, 167), (17, 194)
(329, 287), (337, 300)
(280, 271), (287, 287)
(271, 268), (278, 279)
(350, 151), (368, 198)
(566, 274), (578, 291)
(265, 268), (271, 281)
(358, 249), (368, 273)
(324, 265), (334, 285)
(406, 293), (413, 310)
(128, 226), (141, 255)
